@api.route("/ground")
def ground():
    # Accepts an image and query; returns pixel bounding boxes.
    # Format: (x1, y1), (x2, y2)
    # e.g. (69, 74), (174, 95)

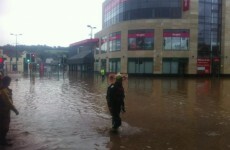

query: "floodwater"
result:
(2, 73), (230, 150)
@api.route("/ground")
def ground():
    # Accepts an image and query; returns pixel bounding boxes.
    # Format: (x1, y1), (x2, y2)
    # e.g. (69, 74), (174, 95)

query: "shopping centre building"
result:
(93, 0), (230, 76)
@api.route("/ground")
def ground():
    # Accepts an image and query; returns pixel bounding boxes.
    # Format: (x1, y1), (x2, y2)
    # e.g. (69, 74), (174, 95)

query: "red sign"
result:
(183, 0), (190, 11)
(163, 32), (189, 37)
(197, 59), (211, 74)
(128, 33), (154, 38)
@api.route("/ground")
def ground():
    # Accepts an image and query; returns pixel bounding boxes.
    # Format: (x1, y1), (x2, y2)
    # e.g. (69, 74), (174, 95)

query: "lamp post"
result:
(87, 25), (96, 39)
(10, 33), (22, 72)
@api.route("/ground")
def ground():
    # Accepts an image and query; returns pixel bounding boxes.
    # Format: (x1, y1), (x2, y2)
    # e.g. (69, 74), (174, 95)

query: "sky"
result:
(0, 0), (104, 47)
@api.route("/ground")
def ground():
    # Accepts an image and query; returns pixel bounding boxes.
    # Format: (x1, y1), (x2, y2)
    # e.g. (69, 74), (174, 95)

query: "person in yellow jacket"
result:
(100, 68), (105, 80)
(0, 76), (19, 146)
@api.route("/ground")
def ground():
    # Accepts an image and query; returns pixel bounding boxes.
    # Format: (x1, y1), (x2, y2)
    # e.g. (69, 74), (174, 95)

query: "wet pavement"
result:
(2, 72), (230, 150)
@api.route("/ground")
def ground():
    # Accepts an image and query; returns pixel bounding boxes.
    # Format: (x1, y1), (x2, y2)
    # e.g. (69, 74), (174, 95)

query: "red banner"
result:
(128, 33), (154, 38)
(163, 32), (189, 37)
(183, 0), (190, 11)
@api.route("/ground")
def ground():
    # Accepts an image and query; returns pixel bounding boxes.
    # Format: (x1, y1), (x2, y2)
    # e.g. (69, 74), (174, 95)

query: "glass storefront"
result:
(101, 59), (107, 71)
(109, 58), (121, 73)
(197, 0), (222, 75)
(128, 58), (153, 74)
(162, 58), (188, 74)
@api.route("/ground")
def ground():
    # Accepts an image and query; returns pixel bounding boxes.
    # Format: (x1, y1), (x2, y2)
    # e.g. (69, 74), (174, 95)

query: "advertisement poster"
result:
(197, 58), (211, 74)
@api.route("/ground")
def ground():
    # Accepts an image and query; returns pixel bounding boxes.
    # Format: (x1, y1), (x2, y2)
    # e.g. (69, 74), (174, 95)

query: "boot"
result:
(0, 133), (12, 146)
(0, 140), (13, 146)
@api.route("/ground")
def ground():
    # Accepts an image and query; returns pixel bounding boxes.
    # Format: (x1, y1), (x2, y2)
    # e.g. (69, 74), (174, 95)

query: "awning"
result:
(67, 50), (92, 64)
(69, 38), (99, 47)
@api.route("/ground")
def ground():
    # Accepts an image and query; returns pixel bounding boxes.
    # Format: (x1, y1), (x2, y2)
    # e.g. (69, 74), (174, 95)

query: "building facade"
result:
(68, 39), (99, 72)
(94, 0), (229, 76)
(0, 49), (26, 74)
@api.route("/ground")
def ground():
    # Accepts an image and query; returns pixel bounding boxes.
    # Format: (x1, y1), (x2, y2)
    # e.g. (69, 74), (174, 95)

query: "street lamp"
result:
(10, 33), (22, 72)
(87, 25), (96, 39)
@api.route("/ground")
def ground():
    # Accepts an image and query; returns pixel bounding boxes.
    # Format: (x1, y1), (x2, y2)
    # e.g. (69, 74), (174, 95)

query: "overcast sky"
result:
(0, 0), (104, 47)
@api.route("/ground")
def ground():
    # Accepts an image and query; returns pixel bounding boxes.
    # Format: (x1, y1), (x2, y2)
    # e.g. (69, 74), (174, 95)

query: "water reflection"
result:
(2, 73), (230, 150)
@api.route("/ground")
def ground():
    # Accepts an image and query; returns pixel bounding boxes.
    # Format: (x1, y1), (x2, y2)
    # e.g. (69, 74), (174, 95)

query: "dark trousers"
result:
(0, 111), (10, 142)
(111, 107), (121, 129)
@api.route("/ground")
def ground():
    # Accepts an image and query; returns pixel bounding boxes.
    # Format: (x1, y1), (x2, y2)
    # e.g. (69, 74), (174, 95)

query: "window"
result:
(109, 32), (121, 51)
(101, 59), (107, 72)
(162, 58), (188, 74)
(95, 47), (100, 55)
(94, 59), (99, 71)
(128, 29), (154, 50)
(128, 58), (153, 74)
(101, 36), (108, 54)
(198, 1), (222, 59)
(109, 58), (121, 73)
(163, 29), (189, 50)
(103, 0), (182, 28)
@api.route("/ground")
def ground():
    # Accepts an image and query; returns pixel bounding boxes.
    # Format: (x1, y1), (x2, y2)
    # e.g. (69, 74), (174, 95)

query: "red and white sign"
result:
(109, 34), (121, 41)
(128, 32), (154, 38)
(183, 0), (190, 11)
(197, 58), (211, 74)
(163, 32), (189, 37)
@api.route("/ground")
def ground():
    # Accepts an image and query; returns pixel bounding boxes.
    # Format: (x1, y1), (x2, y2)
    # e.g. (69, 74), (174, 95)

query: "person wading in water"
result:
(0, 76), (19, 146)
(106, 73), (126, 130)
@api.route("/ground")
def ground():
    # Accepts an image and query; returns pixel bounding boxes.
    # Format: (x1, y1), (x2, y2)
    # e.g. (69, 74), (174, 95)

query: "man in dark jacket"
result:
(106, 73), (125, 130)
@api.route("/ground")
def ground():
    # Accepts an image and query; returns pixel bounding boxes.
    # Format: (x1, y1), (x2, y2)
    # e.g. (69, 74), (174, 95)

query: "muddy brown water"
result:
(2, 73), (230, 150)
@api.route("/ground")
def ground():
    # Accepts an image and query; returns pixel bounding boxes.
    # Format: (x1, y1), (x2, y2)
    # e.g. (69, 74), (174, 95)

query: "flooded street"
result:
(3, 73), (230, 150)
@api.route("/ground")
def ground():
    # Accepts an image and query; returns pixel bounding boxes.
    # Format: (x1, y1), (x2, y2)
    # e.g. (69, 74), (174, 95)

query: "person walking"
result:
(106, 73), (125, 130)
(100, 68), (105, 80)
(0, 76), (19, 146)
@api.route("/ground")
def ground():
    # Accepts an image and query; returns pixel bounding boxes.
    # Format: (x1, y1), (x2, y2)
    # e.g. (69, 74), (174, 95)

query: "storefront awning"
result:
(69, 38), (99, 47)
(67, 50), (92, 64)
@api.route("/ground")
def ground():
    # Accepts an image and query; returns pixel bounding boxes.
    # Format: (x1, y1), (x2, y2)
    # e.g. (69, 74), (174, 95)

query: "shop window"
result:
(128, 29), (154, 50)
(163, 29), (189, 51)
(101, 36), (108, 54)
(128, 58), (153, 74)
(162, 58), (188, 74)
(109, 32), (121, 52)
(109, 58), (121, 73)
